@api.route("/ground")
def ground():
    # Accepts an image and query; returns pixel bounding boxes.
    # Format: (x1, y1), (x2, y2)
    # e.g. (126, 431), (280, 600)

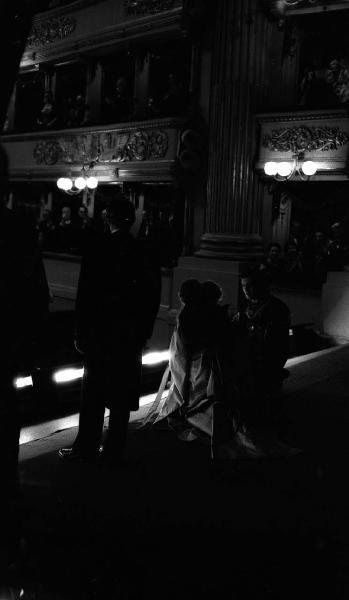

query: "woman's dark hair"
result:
(240, 267), (271, 291)
(202, 280), (222, 304)
(105, 189), (135, 229)
(179, 278), (202, 305)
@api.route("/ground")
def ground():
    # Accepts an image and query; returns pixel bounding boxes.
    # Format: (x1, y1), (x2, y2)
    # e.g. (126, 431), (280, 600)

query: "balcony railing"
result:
(256, 109), (349, 181)
(1, 117), (186, 183)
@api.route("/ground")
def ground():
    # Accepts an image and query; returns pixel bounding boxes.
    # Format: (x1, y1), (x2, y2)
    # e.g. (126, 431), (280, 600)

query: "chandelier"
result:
(57, 163), (98, 195)
(264, 152), (317, 181)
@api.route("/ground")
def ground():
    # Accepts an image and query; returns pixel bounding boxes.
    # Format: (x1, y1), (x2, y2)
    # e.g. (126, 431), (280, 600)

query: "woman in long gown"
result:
(142, 277), (299, 459)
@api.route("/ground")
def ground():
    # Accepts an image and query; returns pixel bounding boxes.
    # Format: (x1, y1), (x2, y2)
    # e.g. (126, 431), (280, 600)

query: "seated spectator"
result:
(303, 230), (329, 286)
(327, 221), (349, 270)
(55, 205), (78, 253)
(37, 208), (56, 251)
(104, 77), (133, 123)
(158, 72), (188, 117)
(284, 241), (305, 286)
(76, 205), (93, 253)
(260, 242), (285, 284)
(35, 90), (58, 130)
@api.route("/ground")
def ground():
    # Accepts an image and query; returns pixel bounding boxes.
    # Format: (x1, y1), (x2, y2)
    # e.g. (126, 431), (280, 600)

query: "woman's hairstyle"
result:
(105, 191), (135, 229)
(179, 278), (202, 305)
(201, 280), (222, 304)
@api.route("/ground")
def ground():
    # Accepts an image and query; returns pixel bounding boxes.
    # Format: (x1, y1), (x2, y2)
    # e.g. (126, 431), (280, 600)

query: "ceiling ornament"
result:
(27, 16), (77, 47)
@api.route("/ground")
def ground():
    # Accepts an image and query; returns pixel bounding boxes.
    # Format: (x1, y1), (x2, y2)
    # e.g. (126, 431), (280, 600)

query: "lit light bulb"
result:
(57, 177), (72, 191)
(74, 176), (87, 190)
(86, 176), (98, 189)
(301, 161), (317, 176)
(277, 161), (293, 177)
(264, 161), (278, 176)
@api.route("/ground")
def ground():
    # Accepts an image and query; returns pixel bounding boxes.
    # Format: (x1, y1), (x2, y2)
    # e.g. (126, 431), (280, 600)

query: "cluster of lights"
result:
(57, 175), (98, 193)
(13, 350), (170, 390)
(264, 160), (317, 179)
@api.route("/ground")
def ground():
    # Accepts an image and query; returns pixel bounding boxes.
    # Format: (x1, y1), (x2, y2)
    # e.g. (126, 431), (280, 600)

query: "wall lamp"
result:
(264, 153), (317, 181)
(57, 163), (98, 195)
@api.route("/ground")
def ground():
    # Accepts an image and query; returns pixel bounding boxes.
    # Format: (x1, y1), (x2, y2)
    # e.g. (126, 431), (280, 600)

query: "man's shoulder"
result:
(269, 295), (291, 318)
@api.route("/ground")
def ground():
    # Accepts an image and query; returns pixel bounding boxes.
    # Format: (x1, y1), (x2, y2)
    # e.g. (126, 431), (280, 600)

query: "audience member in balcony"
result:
(104, 77), (133, 124)
(327, 221), (349, 270)
(37, 208), (57, 251)
(303, 230), (329, 286)
(55, 205), (78, 254)
(260, 242), (285, 284)
(283, 241), (305, 286)
(159, 72), (187, 117)
(35, 90), (58, 130)
(76, 204), (94, 252)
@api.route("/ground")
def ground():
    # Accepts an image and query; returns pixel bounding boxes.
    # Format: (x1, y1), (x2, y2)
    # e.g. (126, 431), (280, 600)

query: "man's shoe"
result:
(58, 447), (96, 462)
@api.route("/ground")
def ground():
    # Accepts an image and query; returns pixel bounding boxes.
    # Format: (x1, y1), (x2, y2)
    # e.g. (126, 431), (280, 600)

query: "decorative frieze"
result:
(262, 126), (349, 154)
(27, 16), (77, 47)
(32, 129), (169, 165)
(123, 0), (175, 16)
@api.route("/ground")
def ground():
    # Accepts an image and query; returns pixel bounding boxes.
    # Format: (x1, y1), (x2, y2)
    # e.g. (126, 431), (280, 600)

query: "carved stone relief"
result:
(33, 129), (168, 165)
(262, 126), (349, 154)
(123, 0), (175, 16)
(27, 17), (77, 47)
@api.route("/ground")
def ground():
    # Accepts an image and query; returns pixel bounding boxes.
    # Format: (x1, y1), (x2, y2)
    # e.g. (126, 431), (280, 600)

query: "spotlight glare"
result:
(142, 350), (170, 366)
(53, 367), (84, 384)
(14, 375), (33, 389)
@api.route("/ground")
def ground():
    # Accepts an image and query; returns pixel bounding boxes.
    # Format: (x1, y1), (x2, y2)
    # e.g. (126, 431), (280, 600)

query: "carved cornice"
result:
(123, 0), (176, 16)
(27, 16), (77, 47)
(262, 126), (349, 153)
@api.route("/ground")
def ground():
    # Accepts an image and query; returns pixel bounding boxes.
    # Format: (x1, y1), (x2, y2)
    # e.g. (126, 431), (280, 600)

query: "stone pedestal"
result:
(321, 271), (349, 343)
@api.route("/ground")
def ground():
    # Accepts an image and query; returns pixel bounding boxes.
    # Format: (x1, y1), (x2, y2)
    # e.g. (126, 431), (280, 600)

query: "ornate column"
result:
(172, 0), (287, 308)
(196, 0), (274, 262)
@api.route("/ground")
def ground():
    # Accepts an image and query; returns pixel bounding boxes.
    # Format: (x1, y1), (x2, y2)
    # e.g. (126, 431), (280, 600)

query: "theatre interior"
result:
(2, 0), (349, 596)
(5, 0), (349, 366)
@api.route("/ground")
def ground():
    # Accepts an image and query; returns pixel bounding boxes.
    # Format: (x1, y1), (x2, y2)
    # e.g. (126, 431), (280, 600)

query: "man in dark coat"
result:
(59, 192), (160, 465)
(232, 268), (291, 427)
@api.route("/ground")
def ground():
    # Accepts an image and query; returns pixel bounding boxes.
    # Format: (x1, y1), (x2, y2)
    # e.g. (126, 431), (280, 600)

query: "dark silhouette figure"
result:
(0, 144), (49, 570)
(58, 193), (160, 465)
(233, 269), (291, 428)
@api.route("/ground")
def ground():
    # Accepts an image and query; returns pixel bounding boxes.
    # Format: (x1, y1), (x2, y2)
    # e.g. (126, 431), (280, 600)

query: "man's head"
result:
(78, 205), (88, 219)
(202, 280), (223, 306)
(105, 192), (135, 231)
(179, 279), (202, 306)
(240, 269), (270, 303)
(267, 242), (281, 262)
(61, 206), (71, 222)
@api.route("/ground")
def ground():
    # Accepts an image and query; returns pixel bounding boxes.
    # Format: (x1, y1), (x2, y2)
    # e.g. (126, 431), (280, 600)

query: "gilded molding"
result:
(262, 126), (349, 153)
(27, 16), (77, 47)
(123, 0), (175, 16)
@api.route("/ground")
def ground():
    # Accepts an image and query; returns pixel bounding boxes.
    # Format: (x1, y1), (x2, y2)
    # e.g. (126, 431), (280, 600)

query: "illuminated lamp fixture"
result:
(264, 153), (317, 181)
(57, 163), (98, 195)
